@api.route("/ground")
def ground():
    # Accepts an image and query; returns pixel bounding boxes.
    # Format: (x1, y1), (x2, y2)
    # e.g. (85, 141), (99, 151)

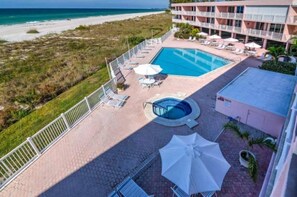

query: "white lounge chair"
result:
(201, 40), (210, 45)
(117, 177), (153, 197)
(289, 56), (297, 63)
(106, 89), (128, 101)
(215, 44), (223, 49)
(192, 37), (197, 42)
(188, 36), (193, 41)
(217, 45), (226, 50)
(232, 49), (244, 55)
(231, 48), (240, 54)
(100, 95), (124, 108)
(201, 191), (217, 197)
(171, 186), (190, 197)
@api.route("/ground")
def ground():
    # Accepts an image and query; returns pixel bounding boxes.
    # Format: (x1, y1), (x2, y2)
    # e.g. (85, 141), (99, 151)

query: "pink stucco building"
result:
(171, 0), (297, 49)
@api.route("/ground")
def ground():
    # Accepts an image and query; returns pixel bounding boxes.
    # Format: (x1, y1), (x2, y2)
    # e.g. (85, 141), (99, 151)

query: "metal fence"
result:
(109, 30), (173, 78)
(0, 78), (116, 190)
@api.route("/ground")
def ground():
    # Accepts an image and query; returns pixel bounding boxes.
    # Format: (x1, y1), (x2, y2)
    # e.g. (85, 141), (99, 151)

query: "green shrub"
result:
(75, 25), (90, 31)
(27, 29), (39, 34)
(260, 60), (296, 75)
(0, 39), (7, 44)
(128, 36), (145, 45)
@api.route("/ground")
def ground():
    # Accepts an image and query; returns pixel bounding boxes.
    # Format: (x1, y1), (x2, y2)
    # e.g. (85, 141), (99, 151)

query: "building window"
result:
(228, 7), (235, 13)
(237, 6), (244, 14)
(191, 6), (196, 11)
(207, 18), (215, 24)
(269, 23), (284, 33)
(207, 6), (215, 13)
(235, 20), (242, 27)
(255, 22), (265, 30)
(227, 19), (233, 26)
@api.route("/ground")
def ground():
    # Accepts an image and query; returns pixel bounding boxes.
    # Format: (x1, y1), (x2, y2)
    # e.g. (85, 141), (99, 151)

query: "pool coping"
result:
(143, 92), (201, 127)
(150, 46), (237, 79)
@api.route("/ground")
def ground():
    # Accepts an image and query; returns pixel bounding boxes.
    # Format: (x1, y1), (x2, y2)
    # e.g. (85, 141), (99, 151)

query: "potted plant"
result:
(116, 82), (125, 91)
(223, 122), (276, 182)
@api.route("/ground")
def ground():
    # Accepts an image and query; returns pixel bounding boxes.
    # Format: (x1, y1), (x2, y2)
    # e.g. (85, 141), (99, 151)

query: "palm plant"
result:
(289, 36), (297, 56)
(267, 46), (286, 62)
(223, 122), (276, 182)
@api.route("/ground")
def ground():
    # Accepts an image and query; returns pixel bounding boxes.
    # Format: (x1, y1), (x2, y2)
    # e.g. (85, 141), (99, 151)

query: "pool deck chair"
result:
(171, 186), (190, 197)
(106, 89), (129, 101)
(186, 119), (199, 129)
(100, 95), (125, 108)
(200, 191), (217, 197)
(117, 177), (153, 197)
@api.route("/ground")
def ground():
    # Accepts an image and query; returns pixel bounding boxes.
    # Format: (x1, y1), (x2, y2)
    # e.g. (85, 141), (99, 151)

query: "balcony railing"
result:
(172, 18), (183, 23)
(244, 14), (286, 23)
(171, 10), (184, 15)
(287, 16), (297, 25)
(197, 11), (216, 17)
(245, 28), (285, 41)
(216, 12), (244, 20)
(183, 11), (197, 16)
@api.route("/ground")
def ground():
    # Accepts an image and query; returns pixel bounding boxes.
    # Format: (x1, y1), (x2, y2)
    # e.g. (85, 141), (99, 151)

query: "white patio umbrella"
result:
(133, 64), (162, 76)
(209, 34), (221, 40)
(223, 37), (239, 42)
(159, 133), (230, 195)
(197, 32), (208, 36)
(245, 42), (261, 49)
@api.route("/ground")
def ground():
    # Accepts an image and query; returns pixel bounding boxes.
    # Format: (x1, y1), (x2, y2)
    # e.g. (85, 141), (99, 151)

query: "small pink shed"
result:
(216, 68), (296, 137)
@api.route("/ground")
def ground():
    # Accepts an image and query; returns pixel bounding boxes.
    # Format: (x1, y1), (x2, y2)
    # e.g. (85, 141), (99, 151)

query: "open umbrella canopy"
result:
(223, 37), (239, 42)
(159, 133), (230, 195)
(197, 32), (208, 36)
(245, 42), (261, 49)
(209, 34), (221, 39)
(133, 64), (162, 76)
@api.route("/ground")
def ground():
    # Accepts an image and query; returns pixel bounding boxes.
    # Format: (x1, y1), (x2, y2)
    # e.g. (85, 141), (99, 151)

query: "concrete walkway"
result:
(0, 36), (267, 196)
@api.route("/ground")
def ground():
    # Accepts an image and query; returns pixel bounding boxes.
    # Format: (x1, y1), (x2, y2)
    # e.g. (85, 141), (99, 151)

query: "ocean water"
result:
(152, 47), (230, 77)
(0, 9), (163, 26)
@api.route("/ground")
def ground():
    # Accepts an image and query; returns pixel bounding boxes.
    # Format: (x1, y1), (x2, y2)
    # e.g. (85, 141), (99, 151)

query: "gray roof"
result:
(218, 68), (296, 117)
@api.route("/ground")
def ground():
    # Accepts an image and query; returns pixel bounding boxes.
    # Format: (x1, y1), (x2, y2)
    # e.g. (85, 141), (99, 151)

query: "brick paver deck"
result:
(0, 36), (269, 197)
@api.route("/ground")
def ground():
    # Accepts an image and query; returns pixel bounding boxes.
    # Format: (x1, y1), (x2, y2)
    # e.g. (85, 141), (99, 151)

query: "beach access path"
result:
(0, 11), (163, 42)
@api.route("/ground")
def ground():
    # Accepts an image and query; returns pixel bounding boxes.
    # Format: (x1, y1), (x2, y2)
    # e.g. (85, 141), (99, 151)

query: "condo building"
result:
(171, 0), (297, 50)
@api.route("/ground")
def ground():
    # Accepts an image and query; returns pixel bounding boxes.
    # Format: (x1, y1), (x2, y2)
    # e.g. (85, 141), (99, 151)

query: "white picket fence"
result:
(109, 30), (173, 77)
(0, 78), (116, 190)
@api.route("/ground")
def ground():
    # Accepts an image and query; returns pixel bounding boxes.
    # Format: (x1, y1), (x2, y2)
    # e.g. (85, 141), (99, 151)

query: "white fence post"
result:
(27, 137), (41, 156)
(61, 113), (71, 130)
(1, 160), (12, 174)
(85, 97), (91, 112)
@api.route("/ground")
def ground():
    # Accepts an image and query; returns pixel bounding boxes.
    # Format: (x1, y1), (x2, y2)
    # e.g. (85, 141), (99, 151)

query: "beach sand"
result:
(0, 11), (163, 42)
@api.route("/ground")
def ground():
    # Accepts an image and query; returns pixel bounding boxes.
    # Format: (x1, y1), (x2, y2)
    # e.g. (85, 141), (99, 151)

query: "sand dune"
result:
(0, 11), (163, 42)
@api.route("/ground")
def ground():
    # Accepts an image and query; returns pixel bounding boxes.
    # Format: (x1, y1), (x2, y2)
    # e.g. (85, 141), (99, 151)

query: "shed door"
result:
(246, 110), (265, 131)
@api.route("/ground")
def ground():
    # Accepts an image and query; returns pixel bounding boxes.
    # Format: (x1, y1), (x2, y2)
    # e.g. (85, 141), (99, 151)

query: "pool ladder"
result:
(143, 102), (168, 118)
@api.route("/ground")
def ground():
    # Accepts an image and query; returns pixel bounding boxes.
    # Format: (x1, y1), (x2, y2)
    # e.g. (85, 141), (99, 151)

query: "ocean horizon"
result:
(0, 8), (164, 26)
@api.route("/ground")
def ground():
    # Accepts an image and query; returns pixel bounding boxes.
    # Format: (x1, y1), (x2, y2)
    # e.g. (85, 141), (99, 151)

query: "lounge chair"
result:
(201, 191), (217, 197)
(117, 177), (153, 197)
(215, 44), (223, 49)
(100, 95), (124, 108)
(232, 49), (244, 55)
(289, 56), (296, 63)
(171, 186), (190, 197)
(201, 40), (210, 45)
(217, 45), (226, 50)
(231, 48), (240, 54)
(106, 89), (129, 101)
(191, 37), (197, 42)
(188, 36), (193, 41)
(153, 80), (162, 87)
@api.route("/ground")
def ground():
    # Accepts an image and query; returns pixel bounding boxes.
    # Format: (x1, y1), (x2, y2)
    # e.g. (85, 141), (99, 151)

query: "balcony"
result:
(244, 14), (286, 24)
(287, 16), (297, 25)
(183, 11), (197, 16)
(172, 18), (183, 23)
(216, 12), (244, 20)
(245, 28), (285, 41)
(218, 24), (234, 32)
(197, 11), (216, 17)
(171, 10), (184, 15)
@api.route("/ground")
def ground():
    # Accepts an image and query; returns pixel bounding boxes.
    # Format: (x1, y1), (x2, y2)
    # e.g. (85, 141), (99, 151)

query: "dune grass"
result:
(27, 29), (40, 34)
(0, 13), (171, 157)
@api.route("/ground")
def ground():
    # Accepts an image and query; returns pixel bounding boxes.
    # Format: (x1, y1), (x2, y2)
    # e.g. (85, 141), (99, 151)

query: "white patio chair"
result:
(99, 95), (125, 108)
(106, 89), (129, 101)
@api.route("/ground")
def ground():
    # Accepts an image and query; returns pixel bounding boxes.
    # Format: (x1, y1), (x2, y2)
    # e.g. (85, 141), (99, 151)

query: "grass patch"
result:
(0, 67), (109, 157)
(27, 29), (40, 34)
(75, 25), (90, 31)
(0, 39), (8, 44)
(260, 60), (297, 75)
(0, 13), (171, 156)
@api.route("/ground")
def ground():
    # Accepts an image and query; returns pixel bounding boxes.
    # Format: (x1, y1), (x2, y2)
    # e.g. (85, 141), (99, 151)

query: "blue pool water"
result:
(153, 98), (192, 120)
(152, 47), (229, 77)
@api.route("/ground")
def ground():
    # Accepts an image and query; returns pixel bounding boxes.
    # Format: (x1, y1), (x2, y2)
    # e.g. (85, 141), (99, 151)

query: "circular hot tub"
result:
(153, 98), (192, 120)
(144, 93), (200, 127)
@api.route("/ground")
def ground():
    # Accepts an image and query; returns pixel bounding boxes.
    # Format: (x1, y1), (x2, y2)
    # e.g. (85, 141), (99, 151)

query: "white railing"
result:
(109, 30), (173, 78)
(217, 12), (243, 19)
(245, 28), (284, 41)
(172, 18), (183, 23)
(197, 11), (215, 17)
(244, 14), (286, 23)
(184, 11), (196, 16)
(287, 16), (297, 24)
(0, 78), (116, 190)
(234, 27), (242, 33)
(171, 10), (184, 15)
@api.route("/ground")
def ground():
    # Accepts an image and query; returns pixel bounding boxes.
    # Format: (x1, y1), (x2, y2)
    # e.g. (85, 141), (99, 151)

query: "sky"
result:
(0, 0), (169, 9)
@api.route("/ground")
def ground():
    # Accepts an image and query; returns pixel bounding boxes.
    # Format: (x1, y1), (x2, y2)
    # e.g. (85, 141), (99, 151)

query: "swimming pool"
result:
(151, 47), (230, 77)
